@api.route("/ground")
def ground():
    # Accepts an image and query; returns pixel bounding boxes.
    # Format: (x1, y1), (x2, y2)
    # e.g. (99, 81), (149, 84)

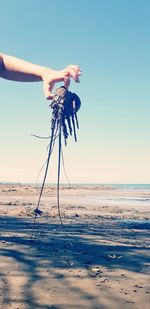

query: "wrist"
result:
(41, 67), (55, 81)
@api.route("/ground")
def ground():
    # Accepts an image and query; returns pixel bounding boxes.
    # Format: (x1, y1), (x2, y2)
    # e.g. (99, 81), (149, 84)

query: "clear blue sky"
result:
(0, 0), (150, 183)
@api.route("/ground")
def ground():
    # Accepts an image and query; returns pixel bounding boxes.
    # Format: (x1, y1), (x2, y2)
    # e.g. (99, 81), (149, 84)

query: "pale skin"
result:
(0, 53), (81, 99)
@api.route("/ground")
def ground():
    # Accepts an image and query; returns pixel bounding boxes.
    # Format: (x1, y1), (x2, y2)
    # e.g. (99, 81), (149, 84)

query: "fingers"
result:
(43, 65), (82, 100)
(43, 80), (55, 100)
(65, 65), (82, 82)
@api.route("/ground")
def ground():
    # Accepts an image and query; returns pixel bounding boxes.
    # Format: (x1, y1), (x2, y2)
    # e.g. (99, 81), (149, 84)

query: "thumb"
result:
(64, 77), (70, 89)
(43, 80), (55, 100)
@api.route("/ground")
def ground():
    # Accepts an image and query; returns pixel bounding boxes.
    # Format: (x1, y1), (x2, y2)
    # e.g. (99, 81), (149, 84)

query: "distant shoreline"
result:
(0, 182), (150, 191)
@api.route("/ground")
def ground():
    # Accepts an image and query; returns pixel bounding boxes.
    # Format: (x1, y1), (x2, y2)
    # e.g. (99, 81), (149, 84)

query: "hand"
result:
(42, 65), (82, 100)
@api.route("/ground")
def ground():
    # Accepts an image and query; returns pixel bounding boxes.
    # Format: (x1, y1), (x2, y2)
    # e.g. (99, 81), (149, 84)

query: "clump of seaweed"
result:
(50, 86), (81, 144)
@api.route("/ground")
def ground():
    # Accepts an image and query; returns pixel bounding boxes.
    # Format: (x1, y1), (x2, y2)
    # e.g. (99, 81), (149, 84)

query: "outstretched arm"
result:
(0, 53), (81, 99)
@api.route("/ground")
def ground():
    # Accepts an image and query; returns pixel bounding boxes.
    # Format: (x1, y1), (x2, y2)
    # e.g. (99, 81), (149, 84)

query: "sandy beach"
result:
(0, 184), (150, 309)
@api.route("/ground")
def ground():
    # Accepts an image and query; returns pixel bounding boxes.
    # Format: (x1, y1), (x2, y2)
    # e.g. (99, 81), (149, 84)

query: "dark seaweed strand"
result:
(75, 113), (79, 129)
(32, 124), (59, 240)
(62, 117), (68, 145)
(31, 119), (56, 239)
(71, 114), (77, 142)
(61, 147), (71, 188)
(30, 134), (51, 139)
(57, 115), (65, 230)
(56, 105), (67, 232)
(36, 122), (56, 211)
(66, 117), (72, 135)
(34, 112), (59, 210)
(57, 111), (73, 246)
(35, 126), (59, 184)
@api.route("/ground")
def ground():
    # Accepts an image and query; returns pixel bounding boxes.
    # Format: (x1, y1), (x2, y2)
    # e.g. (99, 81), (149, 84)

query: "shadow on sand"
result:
(0, 215), (149, 309)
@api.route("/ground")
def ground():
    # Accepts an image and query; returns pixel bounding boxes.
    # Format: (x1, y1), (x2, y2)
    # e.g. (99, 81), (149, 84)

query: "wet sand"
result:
(0, 184), (150, 309)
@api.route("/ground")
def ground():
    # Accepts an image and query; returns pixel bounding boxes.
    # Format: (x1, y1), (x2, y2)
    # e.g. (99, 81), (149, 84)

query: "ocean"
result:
(1, 182), (150, 191)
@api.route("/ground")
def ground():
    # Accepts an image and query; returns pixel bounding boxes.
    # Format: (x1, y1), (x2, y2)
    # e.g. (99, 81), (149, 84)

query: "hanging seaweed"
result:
(32, 86), (81, 238)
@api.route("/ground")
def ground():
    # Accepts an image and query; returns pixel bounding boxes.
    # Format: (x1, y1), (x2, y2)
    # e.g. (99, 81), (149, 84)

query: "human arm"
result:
(0, 53), (81, 99)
